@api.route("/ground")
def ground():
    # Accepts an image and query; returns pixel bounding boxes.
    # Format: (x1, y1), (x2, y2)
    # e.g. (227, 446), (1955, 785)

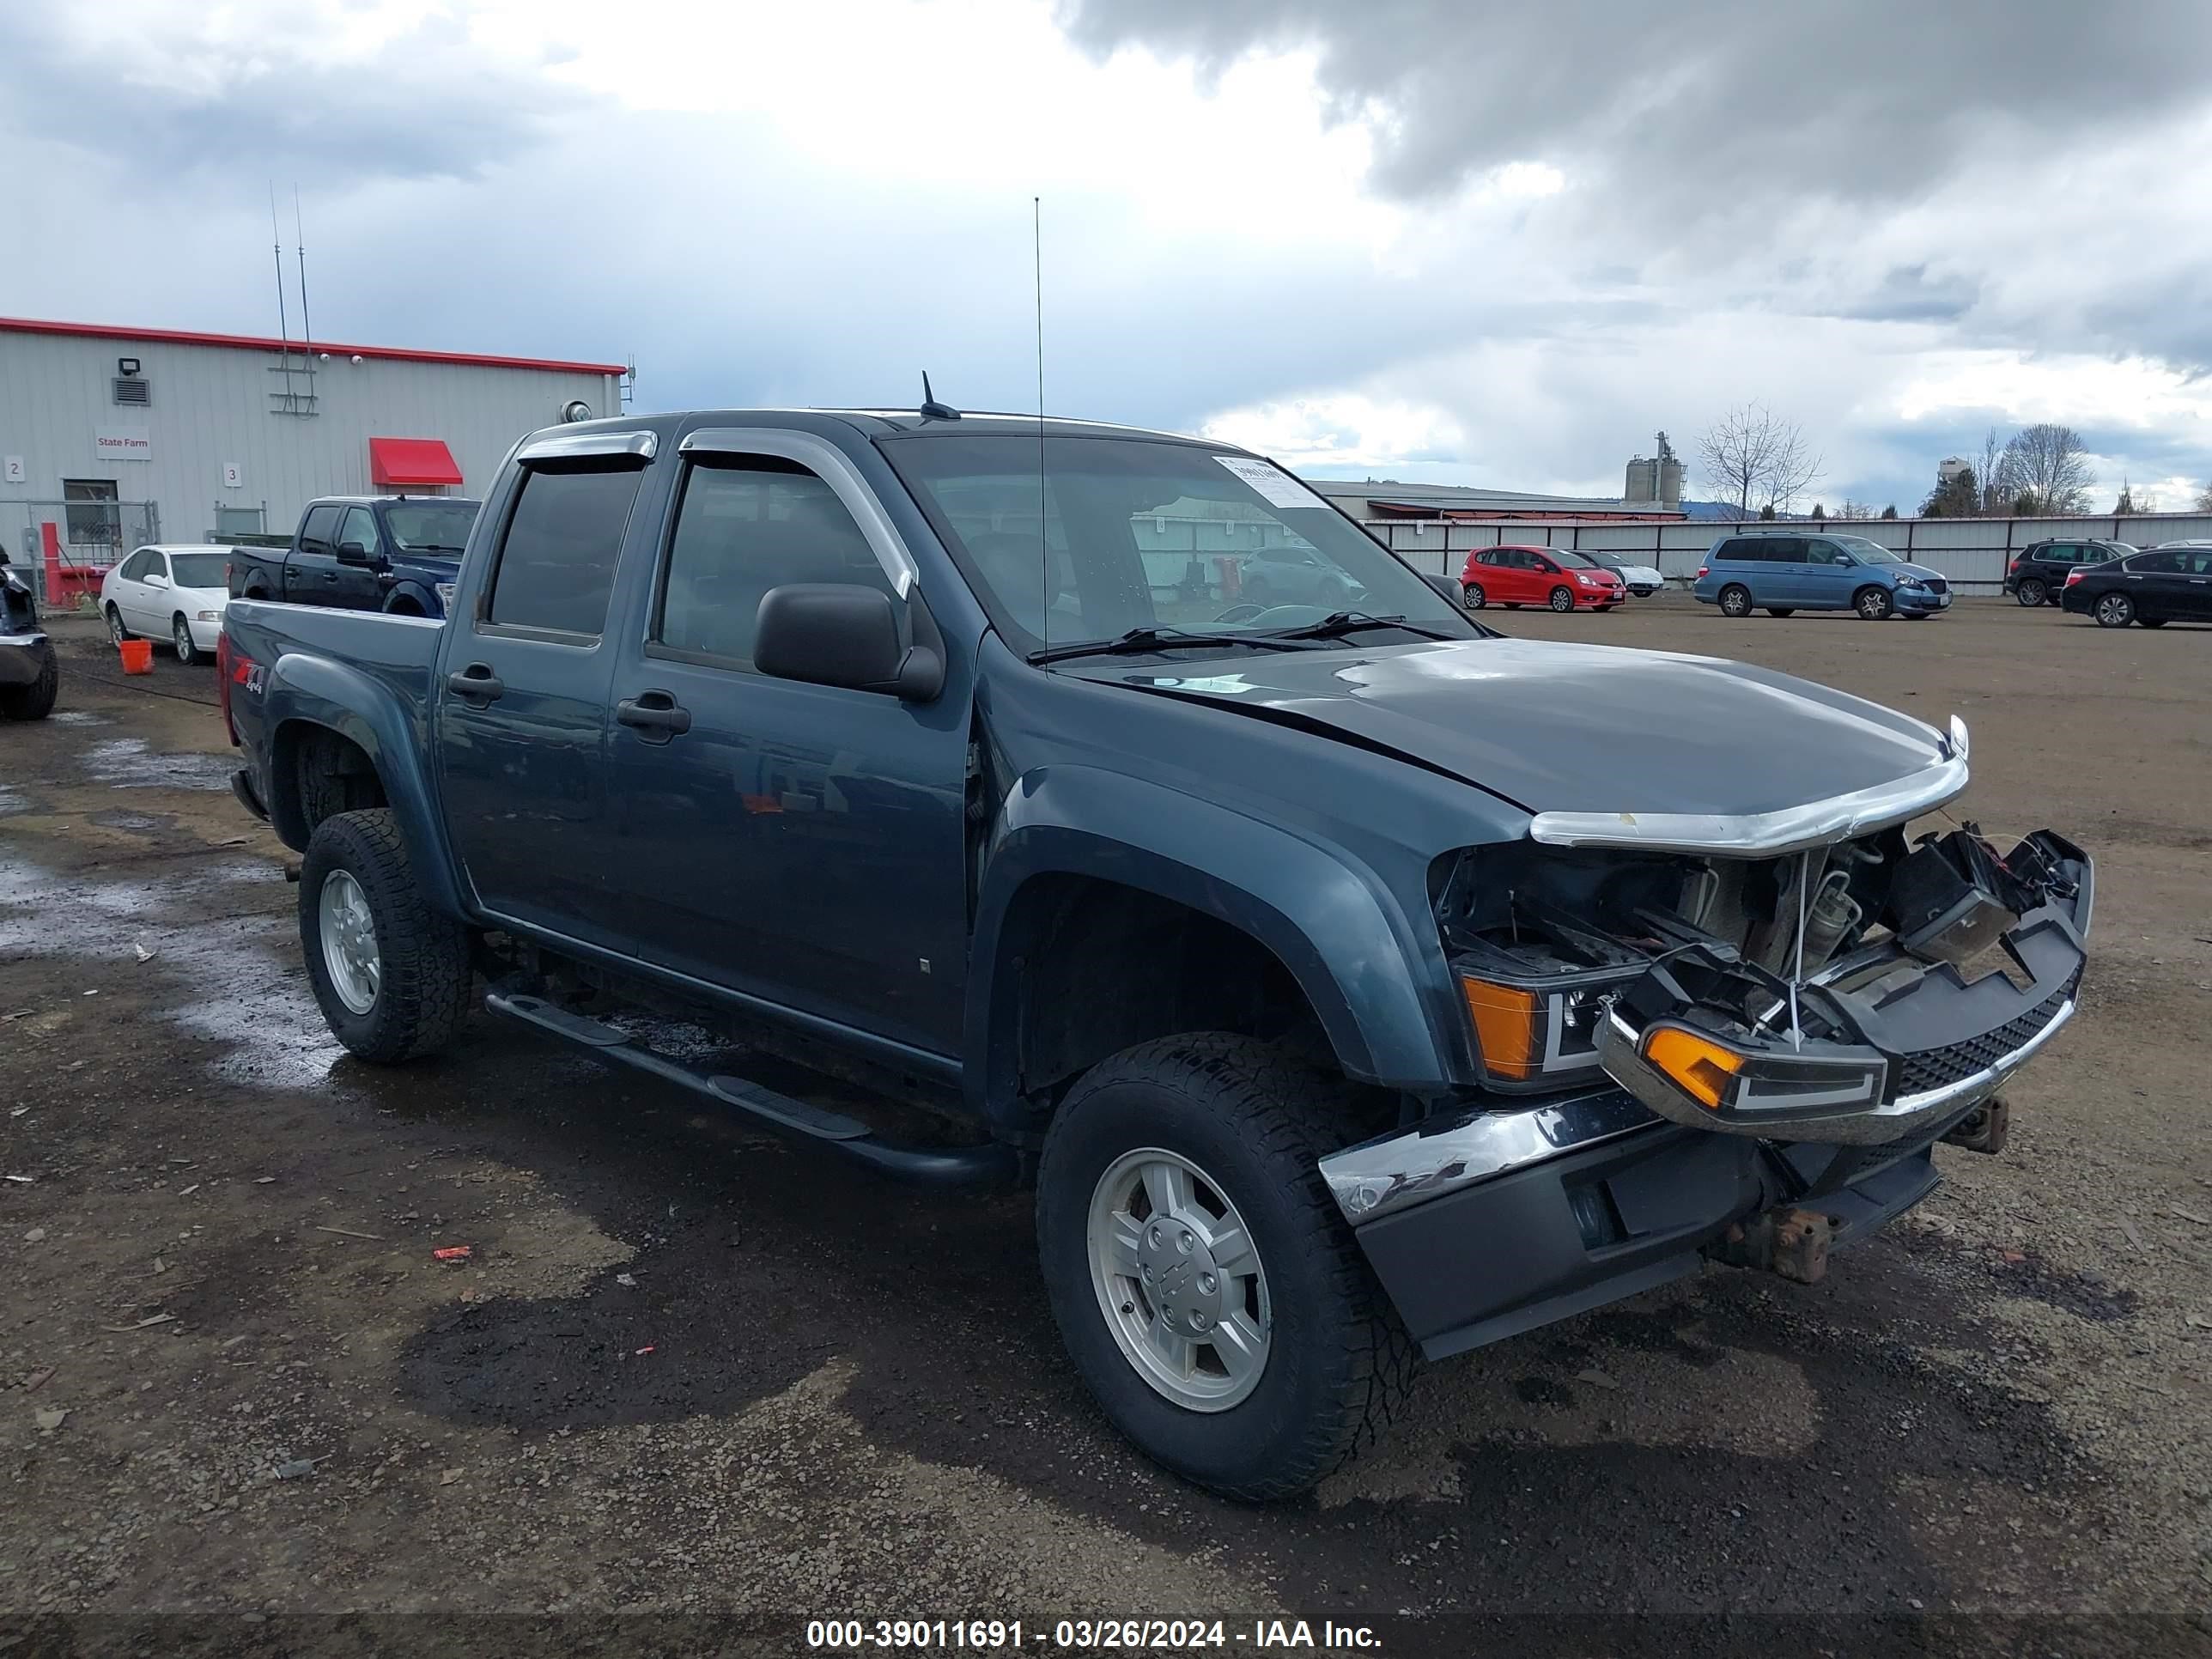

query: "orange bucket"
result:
(118, 638), (155, 675)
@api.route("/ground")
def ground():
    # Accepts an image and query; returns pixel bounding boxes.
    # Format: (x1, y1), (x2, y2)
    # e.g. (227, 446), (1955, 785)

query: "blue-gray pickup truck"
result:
(219, 405), (2093, 1499)
(228, 494), (480, 618)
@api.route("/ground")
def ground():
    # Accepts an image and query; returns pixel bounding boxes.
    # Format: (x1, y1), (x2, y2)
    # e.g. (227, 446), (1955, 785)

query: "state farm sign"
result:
(94, 424), (151, 460)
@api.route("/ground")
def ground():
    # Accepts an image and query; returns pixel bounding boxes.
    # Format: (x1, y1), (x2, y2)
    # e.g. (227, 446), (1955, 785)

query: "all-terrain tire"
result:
(1036, 1034), (1418, 1502)
(299, 808), (471, 1063)
(0, 648), (58, 720)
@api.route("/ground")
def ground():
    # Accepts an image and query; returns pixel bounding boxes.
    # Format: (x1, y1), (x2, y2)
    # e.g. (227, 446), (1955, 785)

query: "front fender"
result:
(381, 580), (443, 618)
(967, 764), (1462, 1122)
(264, 654), (466, 922)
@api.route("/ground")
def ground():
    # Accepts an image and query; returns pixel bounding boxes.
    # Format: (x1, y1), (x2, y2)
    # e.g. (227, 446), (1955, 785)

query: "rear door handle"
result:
(617, 690), (691, 741)
(447, 664), (504, 702)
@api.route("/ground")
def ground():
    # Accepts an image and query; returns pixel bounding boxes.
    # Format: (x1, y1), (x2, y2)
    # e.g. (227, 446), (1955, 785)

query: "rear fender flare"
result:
(967, 765), (1459, 1127)
(264, 655), (466, 921)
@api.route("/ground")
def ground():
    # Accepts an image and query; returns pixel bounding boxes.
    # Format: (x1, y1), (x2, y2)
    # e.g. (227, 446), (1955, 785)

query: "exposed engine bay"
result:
(1433, 823), (2092, 1141)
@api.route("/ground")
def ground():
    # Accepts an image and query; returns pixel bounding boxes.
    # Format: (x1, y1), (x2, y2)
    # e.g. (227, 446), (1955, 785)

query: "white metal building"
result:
(0, 316), (626, 582)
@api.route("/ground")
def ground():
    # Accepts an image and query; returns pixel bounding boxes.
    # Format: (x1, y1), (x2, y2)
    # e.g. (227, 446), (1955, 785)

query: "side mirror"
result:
(336, 540), (374, 567)
(1421, 573), (1463, 606)
(755, 583), (943, 702)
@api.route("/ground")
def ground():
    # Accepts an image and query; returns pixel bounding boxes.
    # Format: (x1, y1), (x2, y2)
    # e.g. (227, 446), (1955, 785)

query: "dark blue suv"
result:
(1693, 532), (1953, 620)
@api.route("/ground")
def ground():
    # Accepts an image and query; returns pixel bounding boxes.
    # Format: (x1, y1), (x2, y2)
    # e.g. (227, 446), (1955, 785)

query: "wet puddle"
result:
(0, 853), (348, 1091)
(79, 737), (234, 791)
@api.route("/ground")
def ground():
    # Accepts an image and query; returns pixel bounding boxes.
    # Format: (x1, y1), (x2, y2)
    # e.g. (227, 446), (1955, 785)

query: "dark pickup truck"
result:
(220, 407), (2094, 1499)
(228, 495), (480, 618)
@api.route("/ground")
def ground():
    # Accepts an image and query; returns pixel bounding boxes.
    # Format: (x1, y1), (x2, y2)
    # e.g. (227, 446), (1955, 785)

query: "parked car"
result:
(227, 495), (481, 618)
(2003, 538), (2131, 608)
(0, 542), (58, 720)
(1693, 532), (1952, 620)
(2061, 544), (2212, 628)
(1235, 544), (1366, 610)
(1460, 544), (1626, 611)
(1584, 550), (1665, 597)
(101, 544), (235, 665)
(219, 406), (2092, 1500)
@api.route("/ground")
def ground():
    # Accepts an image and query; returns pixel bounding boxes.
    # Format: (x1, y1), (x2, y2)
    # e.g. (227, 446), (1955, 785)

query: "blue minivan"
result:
(1692, 532), (1953, 620)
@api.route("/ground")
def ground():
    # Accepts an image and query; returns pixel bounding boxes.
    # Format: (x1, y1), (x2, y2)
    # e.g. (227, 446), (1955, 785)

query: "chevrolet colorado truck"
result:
(228, 495), (480, 618)
(219, 407), (2093, 1500)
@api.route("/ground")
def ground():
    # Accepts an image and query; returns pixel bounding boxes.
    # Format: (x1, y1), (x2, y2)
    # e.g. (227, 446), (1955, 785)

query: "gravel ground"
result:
(2, 601), (2209, 1657)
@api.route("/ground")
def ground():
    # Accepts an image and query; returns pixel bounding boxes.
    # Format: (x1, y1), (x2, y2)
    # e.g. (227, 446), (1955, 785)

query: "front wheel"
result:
(1548, 586), (1575, 612)
(1717, 584), (1753, 617)
(300, 808), (472, 1063)
(1854, 586), (1894, 621)
(2094, 592), (2134, 629)
(2016, 578), (2048, 607)
(0, 647), (58, 721)
(1036, 1035), (1416, 1501)
(1462, 583), (1486, 611)
(172, 615), (204, 666)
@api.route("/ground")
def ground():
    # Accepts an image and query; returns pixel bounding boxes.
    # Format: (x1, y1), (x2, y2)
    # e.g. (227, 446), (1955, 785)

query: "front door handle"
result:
(617, 690), (691, 741)
(447, 664), (504, 702)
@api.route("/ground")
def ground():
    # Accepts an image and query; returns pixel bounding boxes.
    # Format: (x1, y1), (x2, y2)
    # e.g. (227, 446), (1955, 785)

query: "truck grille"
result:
(1893, 981), (2073, 1097)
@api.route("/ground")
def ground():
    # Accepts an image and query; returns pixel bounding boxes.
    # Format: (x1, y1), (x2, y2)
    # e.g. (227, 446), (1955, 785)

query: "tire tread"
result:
(301, 808), (471, 1062)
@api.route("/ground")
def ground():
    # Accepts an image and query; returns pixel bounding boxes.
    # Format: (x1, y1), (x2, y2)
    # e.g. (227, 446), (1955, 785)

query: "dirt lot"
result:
(3, 600), (2209, 1655)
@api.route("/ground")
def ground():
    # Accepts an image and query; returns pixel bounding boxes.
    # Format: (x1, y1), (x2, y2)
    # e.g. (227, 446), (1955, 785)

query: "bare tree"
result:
(1698, 403), (1823, 518)
(2197, 478), (2212, 512)
(1976, 427), (2004, 514)
(1996, 423), (2094, 515)
(1832, 500), (1875, 520)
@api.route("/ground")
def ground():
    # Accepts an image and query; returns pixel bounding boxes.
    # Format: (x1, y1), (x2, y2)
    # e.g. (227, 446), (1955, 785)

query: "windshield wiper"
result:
(1028, 626), (1313, 665)
(1259, 611), (1463, 643)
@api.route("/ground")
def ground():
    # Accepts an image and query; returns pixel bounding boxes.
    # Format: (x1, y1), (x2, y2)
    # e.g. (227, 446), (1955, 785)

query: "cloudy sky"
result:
(7, 0), (2212, 512)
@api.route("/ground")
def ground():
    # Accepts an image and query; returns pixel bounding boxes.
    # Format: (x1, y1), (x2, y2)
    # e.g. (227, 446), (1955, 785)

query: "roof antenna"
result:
(1033, 193), (1048, 641)
(293, 185), (313, 351)
(920, 372), (960, 422)
(269, 183), (295, 412)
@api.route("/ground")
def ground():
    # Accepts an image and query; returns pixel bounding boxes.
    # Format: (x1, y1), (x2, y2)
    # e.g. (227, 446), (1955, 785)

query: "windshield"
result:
(1835, 536), (1900, 563)
(1548, 549), (1600, 568)
(881, 434), (1471, 652)
(168, 553), (231, 588)
(384, 501), (479, 555)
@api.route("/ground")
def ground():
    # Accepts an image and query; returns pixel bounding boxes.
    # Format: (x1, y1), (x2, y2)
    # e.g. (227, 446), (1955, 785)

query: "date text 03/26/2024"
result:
(805, 1619), (1383, 1650)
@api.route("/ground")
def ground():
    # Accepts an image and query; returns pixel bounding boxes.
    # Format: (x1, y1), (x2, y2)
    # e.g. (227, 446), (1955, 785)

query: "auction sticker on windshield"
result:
(1213, 456), (1330, 512)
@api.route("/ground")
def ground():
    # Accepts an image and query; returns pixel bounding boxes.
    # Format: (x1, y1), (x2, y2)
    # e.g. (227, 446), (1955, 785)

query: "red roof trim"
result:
(0, 315), (625, 377)
(368, 437), (465, 488)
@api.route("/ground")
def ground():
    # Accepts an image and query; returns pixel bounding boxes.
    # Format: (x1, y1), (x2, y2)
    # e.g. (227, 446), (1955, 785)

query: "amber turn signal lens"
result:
(1641, 1028), (1746, 1110)
(1462, 977), (1540, 1079)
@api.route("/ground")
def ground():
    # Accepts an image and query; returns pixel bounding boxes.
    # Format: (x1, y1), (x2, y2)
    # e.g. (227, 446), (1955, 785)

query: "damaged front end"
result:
(1434, 791), (2088, 1146)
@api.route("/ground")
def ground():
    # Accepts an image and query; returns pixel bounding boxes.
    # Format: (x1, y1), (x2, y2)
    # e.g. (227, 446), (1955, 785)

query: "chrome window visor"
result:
(518, 429), (658, 465)
(1528, 717), (1969, 858)
(678, 428), (919, 599)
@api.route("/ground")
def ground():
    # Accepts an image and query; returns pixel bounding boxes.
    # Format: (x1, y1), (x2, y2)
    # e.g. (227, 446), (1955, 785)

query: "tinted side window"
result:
(120, 550), (152, 580)
(339, 507), (381, 557)
(1715, 539), (1759, 562)
(486, 467), (645, 637)
(2126, 551), (2180, 574)
(655, 459), (893, 664)
(299, 506), (341, 556)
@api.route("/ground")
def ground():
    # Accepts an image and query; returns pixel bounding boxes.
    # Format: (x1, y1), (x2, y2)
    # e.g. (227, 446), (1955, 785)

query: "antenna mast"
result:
(1033, 195), (1047, 638)
(294, 185), (313, 350)
(269, 183), (290, 356)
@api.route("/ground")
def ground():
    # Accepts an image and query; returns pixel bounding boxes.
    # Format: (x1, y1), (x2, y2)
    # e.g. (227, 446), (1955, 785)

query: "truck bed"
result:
(222, 599), (447, 764)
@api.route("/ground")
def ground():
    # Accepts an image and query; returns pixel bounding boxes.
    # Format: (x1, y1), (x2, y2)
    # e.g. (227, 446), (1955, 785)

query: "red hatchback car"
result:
(1460, 545), (1626, 612)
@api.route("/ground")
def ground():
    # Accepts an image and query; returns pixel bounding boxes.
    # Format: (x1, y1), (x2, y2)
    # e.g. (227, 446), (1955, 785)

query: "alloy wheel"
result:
(317, 869), (382, 1016)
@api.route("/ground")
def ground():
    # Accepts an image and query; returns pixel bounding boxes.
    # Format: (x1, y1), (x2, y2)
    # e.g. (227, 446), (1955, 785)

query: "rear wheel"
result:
(1462, 583), (1486, 611)
(1036, 1035), (1416, 1501)
(2016, 578), (2048, 606)
(299, 808), (472, 1063)
(172, 614), (203, 666)
(1717, 584), (1753, 618)
(1765, 607), (1795, 617)
(106, 604), (131, 645)
(0, 647), (58, 721)
(1854, 586), (1893, 621)
(1547, 586), (1575, 612)
(2094, 592), (2134, 629)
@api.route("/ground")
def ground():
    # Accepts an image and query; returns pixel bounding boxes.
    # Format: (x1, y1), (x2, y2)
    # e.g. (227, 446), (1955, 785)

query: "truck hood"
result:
(1060, 637), (1950, 817)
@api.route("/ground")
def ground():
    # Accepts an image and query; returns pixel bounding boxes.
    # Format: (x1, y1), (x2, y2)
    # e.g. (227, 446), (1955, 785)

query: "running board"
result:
(484, 991), (1013, 1188)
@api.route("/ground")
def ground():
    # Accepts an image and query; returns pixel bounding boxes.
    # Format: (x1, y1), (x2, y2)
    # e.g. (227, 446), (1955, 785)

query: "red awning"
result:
(368, 437), (463, 488)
